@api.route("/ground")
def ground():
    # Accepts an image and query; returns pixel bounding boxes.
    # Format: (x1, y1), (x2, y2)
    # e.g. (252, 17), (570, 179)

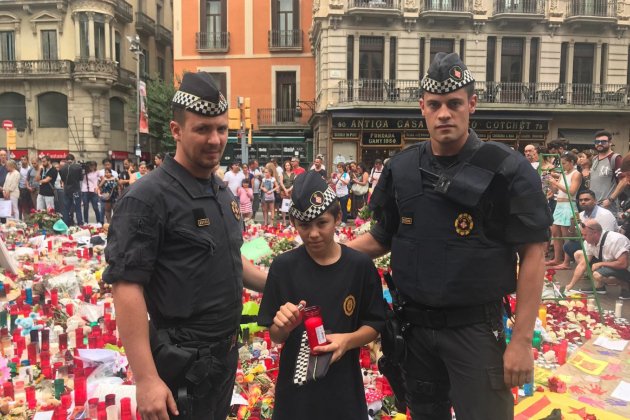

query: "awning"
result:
(38, 150), (68, 160)
(557, 128), (604, 145)
(111, 151), (130, 160)
(8, 149), (28, 159)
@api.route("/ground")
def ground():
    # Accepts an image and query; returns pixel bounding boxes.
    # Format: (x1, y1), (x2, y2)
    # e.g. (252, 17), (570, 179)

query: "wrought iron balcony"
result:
(566, 0), (617, 19)
(257, 108), (312, 128)
(347, 0), (401, 14)
(196, 32), (230, 53)
(135, 12), (155, 37)
(0, 60), (73, 79)
(155, 24), (172, 46)
(420, 0), (472, 14)
(336, 79), (630, 108)
(493, 0), (546, 16)
(114, 0), (133, 23)
(269, 30), (302, 51)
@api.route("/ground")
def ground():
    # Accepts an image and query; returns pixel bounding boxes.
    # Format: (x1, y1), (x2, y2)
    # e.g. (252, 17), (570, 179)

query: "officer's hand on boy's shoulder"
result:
(313, 333), (350, 364)
(273, 300), (306, 333)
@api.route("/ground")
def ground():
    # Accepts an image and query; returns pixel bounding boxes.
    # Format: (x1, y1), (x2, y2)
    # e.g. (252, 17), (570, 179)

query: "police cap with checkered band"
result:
(420, 52), (474, 95)
(172, 72), (228, 116)
(289, 171), (337, 222)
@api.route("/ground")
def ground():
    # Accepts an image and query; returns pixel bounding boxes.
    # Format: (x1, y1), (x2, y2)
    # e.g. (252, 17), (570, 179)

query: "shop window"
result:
(38, 92), (68, 128)
(110, 98), (124, 131)
(332, 142), (357, 166)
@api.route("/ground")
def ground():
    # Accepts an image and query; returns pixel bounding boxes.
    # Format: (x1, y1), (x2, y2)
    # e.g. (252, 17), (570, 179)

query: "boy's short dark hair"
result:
(594, 130), (612, 141)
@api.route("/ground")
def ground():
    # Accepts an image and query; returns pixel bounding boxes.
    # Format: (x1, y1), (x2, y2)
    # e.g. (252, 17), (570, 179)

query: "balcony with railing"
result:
(269, 30), (303, 51)
(0, 60), (73, 79)
(420, 0), (473, 16)
(335, 79), (630, 109)
(347, 0), (402, 15)
(114, 0), (133, 23)
(73, 59), (118, 84)
(257, 108), (312, 129)
(135, 12), (155, 37)
(493, 0), (546, 18)
(155, 24), (172, 46)
(116, 67), (136, 89)
(196, 32), (230, 53)
(566, 0), (617, 22)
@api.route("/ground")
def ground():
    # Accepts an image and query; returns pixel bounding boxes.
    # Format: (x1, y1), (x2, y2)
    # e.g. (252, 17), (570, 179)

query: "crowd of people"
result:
(217, 155), (384, 228)
(0, 152), (166, 226)
(523, 133), (630, 301)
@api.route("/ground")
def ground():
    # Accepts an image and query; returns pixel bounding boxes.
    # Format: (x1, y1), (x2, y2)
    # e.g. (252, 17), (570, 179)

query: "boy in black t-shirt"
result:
(258, 171), (385, 420)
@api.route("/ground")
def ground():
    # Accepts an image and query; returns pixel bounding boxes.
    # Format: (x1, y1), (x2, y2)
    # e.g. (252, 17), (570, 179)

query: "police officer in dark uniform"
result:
(349, 53), (551, 419)
(104, 72), (266, 420)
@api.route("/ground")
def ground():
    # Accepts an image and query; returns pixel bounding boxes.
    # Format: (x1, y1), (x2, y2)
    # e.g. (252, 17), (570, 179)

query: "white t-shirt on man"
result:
(224, 170), (246, 196)
(585, 231), (630, 271)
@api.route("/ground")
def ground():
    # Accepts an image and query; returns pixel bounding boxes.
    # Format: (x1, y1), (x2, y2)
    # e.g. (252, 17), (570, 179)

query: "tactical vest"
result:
(389, 141), (517, 307)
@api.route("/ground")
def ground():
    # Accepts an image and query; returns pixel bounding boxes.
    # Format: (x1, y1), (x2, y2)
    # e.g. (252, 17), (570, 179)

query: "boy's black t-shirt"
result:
(38, 166), (57, 196)
(258, 244), (385, 420)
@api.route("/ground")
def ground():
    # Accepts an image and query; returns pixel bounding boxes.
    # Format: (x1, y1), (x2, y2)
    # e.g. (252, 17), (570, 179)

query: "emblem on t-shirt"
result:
(310, 191), (324, 206)
(343, 295), (356, 316)
(454, 213), (474, 236)
(231, 200), (241, 221)
(197, 218), (210, 227)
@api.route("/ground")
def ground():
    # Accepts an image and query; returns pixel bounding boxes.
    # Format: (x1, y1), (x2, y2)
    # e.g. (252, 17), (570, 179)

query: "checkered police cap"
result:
(420, 52), (474, 95)
(289, 171), (337, 222)
(172, 72), (228, 116)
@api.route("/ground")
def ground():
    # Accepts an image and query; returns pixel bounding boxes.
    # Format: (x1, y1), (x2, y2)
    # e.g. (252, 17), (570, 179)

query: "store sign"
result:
(471, 119), (548, 132)
(361, 132), (402, 146)
(331, 130), (360, 140)
(38, 150), (68, 160)
(404, 130), (430, 140)
(333, 117), (425, 130)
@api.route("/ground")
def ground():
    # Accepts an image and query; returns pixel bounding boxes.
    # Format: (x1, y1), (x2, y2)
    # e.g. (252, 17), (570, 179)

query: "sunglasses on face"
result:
(594, 140), (609, 144)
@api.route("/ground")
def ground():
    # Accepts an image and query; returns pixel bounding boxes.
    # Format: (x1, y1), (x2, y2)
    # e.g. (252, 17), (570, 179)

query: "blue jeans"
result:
(63, 191), (83, 226)
(338, 194), (349, 223)
(82, 191), (101, 224)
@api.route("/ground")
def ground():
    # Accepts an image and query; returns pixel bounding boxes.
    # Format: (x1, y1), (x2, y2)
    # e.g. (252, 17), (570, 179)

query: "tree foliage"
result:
(146, 76), (177, 151)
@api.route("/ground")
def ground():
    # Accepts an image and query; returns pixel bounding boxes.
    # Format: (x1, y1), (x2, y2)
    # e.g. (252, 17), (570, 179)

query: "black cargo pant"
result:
(402, 319), (513, 420)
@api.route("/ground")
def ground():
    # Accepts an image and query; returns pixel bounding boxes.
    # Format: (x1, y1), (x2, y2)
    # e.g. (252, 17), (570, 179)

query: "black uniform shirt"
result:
(104, 155), (244, 338)
(370, 130), (551, 247)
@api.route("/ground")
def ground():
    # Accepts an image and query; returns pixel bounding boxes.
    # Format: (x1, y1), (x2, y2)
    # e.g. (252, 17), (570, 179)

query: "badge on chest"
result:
(231, 200), (241, 221)
(343, 295), (356, 316)
(193, 208), (210, 227)
(454, 213), (474, 236)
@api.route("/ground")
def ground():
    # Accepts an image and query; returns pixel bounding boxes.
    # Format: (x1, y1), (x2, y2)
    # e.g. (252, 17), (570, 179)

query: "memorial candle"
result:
(50, 289), (58, 306)
(74, 375), (87, 406)
(41, 329), (50, 352)
(303, 306), (327, 353)
(27, 342), (37, 365)
(2, 381), (13, 399)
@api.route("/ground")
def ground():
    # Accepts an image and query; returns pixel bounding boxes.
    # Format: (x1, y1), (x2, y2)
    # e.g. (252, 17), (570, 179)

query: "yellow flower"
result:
(244, 373), (255, 383)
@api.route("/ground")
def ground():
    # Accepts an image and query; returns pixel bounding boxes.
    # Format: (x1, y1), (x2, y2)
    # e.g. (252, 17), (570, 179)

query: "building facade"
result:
(174, 0), (316, 167)
(0, 0), (173, 165)
(311, 0), (630, 169)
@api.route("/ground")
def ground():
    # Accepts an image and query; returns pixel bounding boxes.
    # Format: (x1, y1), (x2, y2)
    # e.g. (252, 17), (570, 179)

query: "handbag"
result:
(351, 182), (369, 195)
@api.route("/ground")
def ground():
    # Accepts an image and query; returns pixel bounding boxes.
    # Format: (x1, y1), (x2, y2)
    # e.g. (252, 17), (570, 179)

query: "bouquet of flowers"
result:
(27, 209), (62, 232)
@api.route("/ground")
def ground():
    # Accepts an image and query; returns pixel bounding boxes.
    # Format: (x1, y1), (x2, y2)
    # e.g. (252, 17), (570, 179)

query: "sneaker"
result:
(620, 289), (630, 300)
(578, 285), (607, 295)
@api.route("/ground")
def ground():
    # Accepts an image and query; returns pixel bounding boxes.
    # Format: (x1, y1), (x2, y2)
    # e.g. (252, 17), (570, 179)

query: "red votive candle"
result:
(74, 375), (87, 406)
(88, 397), (99, 418)
(27, 342), (37, 365)
(3, 381), (14, 399)
(41, 329), (50, 351)
(50, 289), (58, 306)
(58, 333), (68, 351)
(105, 393), (115, 407)
(25, 386), (35, 405)
(40, 350), (50, 367)
(75, 328), (84, 349)
(303, 306), (327, 353)
(65, 303), (73, 317)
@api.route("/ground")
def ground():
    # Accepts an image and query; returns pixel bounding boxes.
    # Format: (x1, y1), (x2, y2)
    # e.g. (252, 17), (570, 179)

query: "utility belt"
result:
(403, 300), (503, 330)
(149, 322), (238, 419)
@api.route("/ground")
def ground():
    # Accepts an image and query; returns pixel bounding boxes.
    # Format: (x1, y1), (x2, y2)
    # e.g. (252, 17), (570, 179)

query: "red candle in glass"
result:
(74, 375), (87, 406)
(40, 350), (50, 367)
(82, 248), (89, 259)
(105, 393), (115, 407)
(47, 240), (53, 252)
(50, 289), (58, 306)
(76, 250), (82, 259)
(303, 306), (327, 353)
(120, 397), (132, 418)
(76, 328), (84, 349)
(61, 393), (72, 409)
(25, 386), (35, 404)
(58, 333), (68, 351)
(27, 342), (37, 365)
(88, 397), (99, 418)
(65, 303), (73, 317)
(42, 366), (52, 379)
(41, 329), (50, 351)
(3, 381), (14, 399)
(97, 401), (107, 420)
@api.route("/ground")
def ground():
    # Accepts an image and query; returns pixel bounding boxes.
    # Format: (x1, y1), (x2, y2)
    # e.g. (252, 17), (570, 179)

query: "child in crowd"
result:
(260, 168), (278, 226)
(258, 171), (385, 420)
(237, 178), (254, 222)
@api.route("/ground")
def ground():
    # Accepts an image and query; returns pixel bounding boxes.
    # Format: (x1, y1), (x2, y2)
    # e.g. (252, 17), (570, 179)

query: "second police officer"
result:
(349, 53), (552, 419)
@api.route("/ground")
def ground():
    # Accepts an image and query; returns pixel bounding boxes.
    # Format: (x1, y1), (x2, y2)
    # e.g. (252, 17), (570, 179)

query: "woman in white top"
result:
(547, 152), (582, 267)
(335, 162), (351, 226)
(3, 160), (20, 218)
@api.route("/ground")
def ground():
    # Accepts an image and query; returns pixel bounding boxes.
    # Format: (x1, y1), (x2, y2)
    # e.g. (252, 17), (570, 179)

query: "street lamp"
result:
(127, 34), (143, 162)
